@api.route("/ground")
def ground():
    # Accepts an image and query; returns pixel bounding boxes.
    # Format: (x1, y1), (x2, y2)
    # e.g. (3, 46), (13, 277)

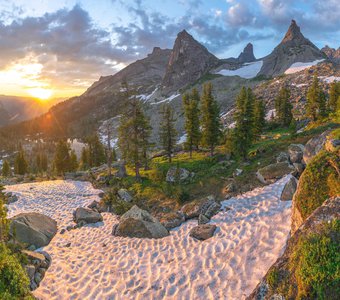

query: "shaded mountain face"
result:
(259, 20), (325, 76)
(161, 30), (220, 93)
(0, 102), (10, 126)
(321, 45), (340, 63)
(85, 47), (171, 97)
(238, 43), (256, 63)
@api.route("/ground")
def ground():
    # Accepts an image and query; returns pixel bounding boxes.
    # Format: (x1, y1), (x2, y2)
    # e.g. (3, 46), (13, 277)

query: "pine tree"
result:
(306, 75), (327, 121)
(159, 104), (177, 163)
(53, 140), (71, 175)
(183, 88), (201, 158)
(201, 83), (222, 156)
(233, 87), (255, 159)
(1, 160), (10, 177)
(0, 184), (9, 242)
(36, 154), (41, 173)
(253, 99), (266, 139)
(40, 153), (48, 172)
(14, 149), (28, 175)
(70, 150), (78, 172)
(86, 135), (106, 168)
(224, 129), (235, 158)
(118, 95), (152, 179)
(328, 81), (340, 113)
(80, 147), (90, 170)
(275, 87), (293, 126)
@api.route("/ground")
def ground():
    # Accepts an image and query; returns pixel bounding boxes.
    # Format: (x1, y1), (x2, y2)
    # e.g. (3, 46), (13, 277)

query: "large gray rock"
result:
(159, 211), (185, 230)
(280, 176), (298, 201)
(189, 224), (217, 240)
(117, 189), (133, 202)
(276, 152), (289, 163)
(73, 207), (103, 224)
(10, 213), (57, 248)
(303, 130), (331, 164)
(181, 196), (221, 219)
(166, 167), (191, 183)
(112, 205), (169, 239)
(256, 162), (295, 184)
(287, 144), (304, 163)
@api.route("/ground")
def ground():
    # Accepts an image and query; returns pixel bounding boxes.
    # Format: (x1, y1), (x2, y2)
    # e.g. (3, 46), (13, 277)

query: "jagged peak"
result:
(282, 19), (305, 43)
(238, 42), (256, 63)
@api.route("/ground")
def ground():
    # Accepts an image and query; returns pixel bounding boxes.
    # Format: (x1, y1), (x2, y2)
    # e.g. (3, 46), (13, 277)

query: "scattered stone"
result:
(25, 265), (36, 281)
(293, 163), (305, 177)
(233, 169), (243, 177)
(303, 130), (331, 164)
(117, 189), (133, 202)
(159, 211), (185, 230)
(88, 200), (100, 210)
(256, 162), (295, 184)
(166, 167), (191, 183)
(189, 224), (217, 240)
(34, 272), (42, 284)
(66, 225), (73, 231)
(280, 176), (298, 201)
(115, 162), (127, 178)
(288, 144), (304, 163)
(181, 196), (221, 219)
(198, 214), (210, 225)
(113, 205), (169, 239)
(98, 192), (105, 198)
(60, 229), (66, 234)
(73, 207), (103, 224)
(7, 194), (18, 204)
(223, 181), (236, 194)
(65, 242), (71, 248)
(276, 152), (289, 163)
(10, 212), (57, 248)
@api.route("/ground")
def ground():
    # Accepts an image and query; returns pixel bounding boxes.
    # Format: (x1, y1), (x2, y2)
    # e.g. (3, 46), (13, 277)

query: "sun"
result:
(28, 87), (53, 100)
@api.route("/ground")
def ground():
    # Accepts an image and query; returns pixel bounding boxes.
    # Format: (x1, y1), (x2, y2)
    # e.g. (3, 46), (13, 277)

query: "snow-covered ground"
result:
(319, 76), (340, 83)
(5, 176), (292, 300)
(284, 59), (324, 74)
(150, 93), (181, 105)
(216, 61), (263, 79)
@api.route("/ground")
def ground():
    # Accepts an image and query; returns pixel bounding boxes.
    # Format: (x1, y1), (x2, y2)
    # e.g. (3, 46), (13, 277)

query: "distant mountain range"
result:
(1, 20), (339, 144)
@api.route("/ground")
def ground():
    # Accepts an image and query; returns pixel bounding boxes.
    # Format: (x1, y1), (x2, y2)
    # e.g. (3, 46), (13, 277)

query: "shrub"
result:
(0, 244), (32, 299)
(103, 189), (133, 215)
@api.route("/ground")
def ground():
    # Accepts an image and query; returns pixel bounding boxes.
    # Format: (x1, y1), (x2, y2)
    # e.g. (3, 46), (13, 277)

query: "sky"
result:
(0, 0), (339, 99)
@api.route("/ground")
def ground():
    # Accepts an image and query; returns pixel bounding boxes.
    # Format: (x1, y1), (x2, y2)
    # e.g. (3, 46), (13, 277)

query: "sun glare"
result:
(28, 88), (53, 100)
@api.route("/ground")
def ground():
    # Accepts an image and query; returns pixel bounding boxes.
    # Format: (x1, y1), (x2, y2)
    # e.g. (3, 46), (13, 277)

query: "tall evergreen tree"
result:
(70, 150), (78, 172)
(1, 160), (10, 177)
(118, 89), (152, 179)
(183, 88), (201, 158)
(40, 153), (48, 172)
(253, 99), (266, 139)
(14, 149), (28, 175)
(306, 75), (327, 121)
(0, 184), (9, 242)
(328, 81), (340, 113)
(53, 140), (71, 175)
(86, 135), (106, 168)
(275, 87), (293, 126)
(233, 87), (255, 159)
(159, 104), (177, 163)
(201, 83), (222, 156)
(80, 147), (90, 170)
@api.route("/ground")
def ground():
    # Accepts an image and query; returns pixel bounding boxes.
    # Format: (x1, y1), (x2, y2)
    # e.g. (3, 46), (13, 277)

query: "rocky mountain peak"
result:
(282, 20), (305, 43)
(238, 43), (256, 63)
(162, 30), (219, 93)
(321, 45), (340, 62)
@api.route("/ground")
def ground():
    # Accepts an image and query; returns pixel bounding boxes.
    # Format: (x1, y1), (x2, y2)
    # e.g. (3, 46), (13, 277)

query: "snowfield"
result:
(216, 61), (263, 79)
(284, 59), (324, 74)
(5, 177), (292, 300)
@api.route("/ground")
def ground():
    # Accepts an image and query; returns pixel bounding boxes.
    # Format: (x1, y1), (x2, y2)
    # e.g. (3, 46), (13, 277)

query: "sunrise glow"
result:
(27, 87), (53, 100)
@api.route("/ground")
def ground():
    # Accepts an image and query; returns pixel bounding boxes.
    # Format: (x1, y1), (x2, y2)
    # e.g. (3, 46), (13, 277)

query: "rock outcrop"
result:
(303, 129), (331, 164)
(73, 207), (103, 225)
(10, 213), (57, 249)
(259, 20), (325, 77)
(280, 176), (298, 201)
(181, 195), (221, 219)
(321, 45), (340, 63)
(238, 43), (256, 63)
(161, 30), (219, 93)
(166, 167), (191, 183)
(112, 205), (169, 239)
(189, 224), (217, 240)
(256, 162), (295, 184)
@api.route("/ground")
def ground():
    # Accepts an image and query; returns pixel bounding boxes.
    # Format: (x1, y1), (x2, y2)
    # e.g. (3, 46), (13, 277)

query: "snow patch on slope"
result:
(150, 93), (180, 105)
(284, 59), (324, 74)
(319, 76), (340, 83)
(216, 61), (263, 79)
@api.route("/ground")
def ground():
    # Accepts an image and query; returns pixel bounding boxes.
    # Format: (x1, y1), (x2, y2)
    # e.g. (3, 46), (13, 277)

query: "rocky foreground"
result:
(5, 177), (292, 299)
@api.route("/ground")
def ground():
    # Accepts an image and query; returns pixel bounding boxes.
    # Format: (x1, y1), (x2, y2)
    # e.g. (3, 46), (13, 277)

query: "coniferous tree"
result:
(140, 112), (152, 170)
(183, 88), (201, 158)
(253, 99), (266, 139)
(306, 75), (327, 121)
(86, 135), (106, 168)
(53, 140), (71, 175)
(118, 90), (152, 179)
(201, 83), (222, 156)
(224, 129), (235, 158)
(0, 184), (9, 242)
(275, 87), (293, 126)
(159, 104), (177, 163)
(328, 81), (340, 113)
(14, 149), (28, 175)
(1, 160), (10, 177)
(233, 87), (255, 159)
(80, 147), (90, 170)
(70, 150), (78, 172)
(40, 153), (48, 172)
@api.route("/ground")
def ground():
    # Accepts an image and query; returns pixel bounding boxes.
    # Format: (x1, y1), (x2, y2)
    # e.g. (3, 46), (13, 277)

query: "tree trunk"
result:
(210, 145), (214, 156)
(135, 163), (141, 181)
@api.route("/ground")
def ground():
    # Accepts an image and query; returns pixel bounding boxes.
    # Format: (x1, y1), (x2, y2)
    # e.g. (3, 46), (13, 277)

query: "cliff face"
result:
(321, 45), (340, 63)
(238, 43), (256, 63)
(259, 20), (325, 76)
(161, 30), (220, 94)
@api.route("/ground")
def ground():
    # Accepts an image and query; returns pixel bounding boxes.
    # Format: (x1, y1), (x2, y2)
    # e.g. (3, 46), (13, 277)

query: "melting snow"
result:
(177, 133), (187, 144)
(150, 93), (181, 105)
(319, 76), (340, 83)
(216, 61), (263, 79)
(284, 59), (324, 74)
(265, 109), (276, 121)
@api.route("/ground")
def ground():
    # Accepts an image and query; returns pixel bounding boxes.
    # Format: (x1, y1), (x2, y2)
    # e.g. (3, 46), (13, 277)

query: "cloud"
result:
(227, 2), (254, 27)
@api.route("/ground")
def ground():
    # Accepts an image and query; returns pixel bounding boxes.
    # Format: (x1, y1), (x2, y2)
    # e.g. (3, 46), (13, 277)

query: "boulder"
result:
(287, 144), (304, 163)
(189, 224), (217, 240)
(10, 213), (57, 248)
(166, 167), (191, 183)
(117, 189), (133, 202)
(276, 152), (289, 163)
(223, 181), (236, 194)
(159, 211), (185, 230)
(256, 162), (295, 184)
(233, 169), (243, 177)
(293, 163), (305, 177)
(303, 130), (331, 164)
(181, 196), (221, 219)
(280, 176), (298, 201)
(112, 205), (169, 239)
(325, 138), (340, 152)
(198, 214), (210, 225)
(73, 207), (103, 224)
(7, 194), (18, 204)
(115, 162), (127, 178)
